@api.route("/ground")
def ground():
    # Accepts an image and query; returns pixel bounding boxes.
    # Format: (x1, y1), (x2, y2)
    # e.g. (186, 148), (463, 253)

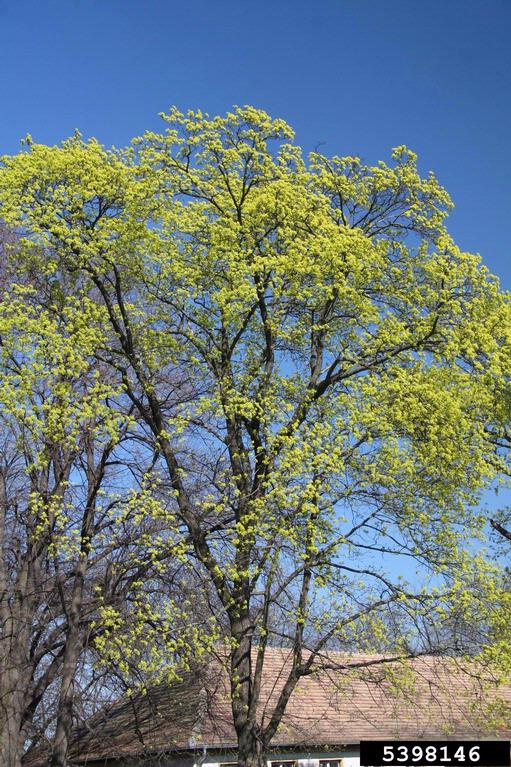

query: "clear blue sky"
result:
(1, 0), (510, 285)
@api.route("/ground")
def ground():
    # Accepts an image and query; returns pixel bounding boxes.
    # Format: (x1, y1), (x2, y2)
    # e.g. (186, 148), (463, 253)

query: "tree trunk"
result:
(237, 725), (266, 767)
(0, 476), (25, 767)
(230, 615), (267, 767)
(49, 624), (82, 767)
(0, 562), (37, 767)
(0, 622), (32, 767)
(0, 674), (26, 767)
(50, 551), (88, 767)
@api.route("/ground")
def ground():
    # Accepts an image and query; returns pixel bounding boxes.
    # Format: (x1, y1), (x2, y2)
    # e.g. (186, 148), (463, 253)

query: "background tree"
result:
(0, 264), (210, 767)
(1, 108), (509, 767)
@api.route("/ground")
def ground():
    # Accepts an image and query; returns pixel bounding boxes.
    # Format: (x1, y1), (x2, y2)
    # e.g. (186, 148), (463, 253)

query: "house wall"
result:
(199, 748), (361, 767)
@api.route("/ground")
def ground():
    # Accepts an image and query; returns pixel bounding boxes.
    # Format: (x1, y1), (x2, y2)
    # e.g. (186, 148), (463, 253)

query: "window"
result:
(319, 760), (343, 767)
(271, 762), (298, 767)
(219, 763), (238, 767)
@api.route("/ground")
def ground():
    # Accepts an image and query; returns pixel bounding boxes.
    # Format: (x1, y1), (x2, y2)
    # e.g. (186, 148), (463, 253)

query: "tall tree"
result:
(1, 109), (509, 766)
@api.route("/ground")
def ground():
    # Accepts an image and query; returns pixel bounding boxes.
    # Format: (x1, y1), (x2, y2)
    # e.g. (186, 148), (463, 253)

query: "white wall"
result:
(199, 754), (361, 767)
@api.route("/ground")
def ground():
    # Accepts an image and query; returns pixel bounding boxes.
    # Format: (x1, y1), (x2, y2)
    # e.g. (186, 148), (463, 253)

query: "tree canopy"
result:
(1, 107), (510, 767)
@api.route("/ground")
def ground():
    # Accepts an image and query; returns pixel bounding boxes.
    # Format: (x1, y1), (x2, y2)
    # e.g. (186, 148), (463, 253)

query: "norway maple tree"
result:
(1, 107), (510, 767)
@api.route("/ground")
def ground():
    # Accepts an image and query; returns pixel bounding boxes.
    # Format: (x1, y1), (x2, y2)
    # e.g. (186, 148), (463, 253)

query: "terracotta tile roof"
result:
(24, 649), (511, 765)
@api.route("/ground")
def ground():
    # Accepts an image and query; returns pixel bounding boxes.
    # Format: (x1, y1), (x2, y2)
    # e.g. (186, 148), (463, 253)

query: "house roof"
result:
(24, 649), (511, 765)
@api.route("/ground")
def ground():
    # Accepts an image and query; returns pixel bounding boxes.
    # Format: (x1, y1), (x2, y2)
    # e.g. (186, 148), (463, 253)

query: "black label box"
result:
(360, 741), (511, 767)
